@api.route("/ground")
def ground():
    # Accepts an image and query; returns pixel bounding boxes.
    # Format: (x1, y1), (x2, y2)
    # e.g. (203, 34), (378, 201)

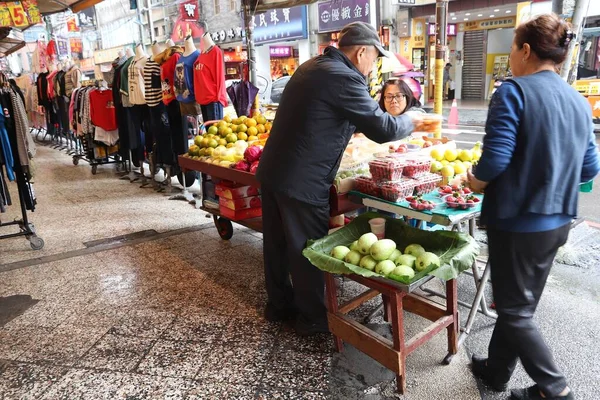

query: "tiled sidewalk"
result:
(0, 146), (480, 399)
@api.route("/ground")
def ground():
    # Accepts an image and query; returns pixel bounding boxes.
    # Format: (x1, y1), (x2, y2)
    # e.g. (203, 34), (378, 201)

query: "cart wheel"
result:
(72, 157), (79, 166)
(91, 165), (98, 175)
(29, 236), (45, 250)
(215, 217), (234, 240)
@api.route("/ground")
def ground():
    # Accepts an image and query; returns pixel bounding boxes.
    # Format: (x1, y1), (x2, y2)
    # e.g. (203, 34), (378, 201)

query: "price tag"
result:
(22, 0), (41, 25)
(6, 1), (28, 27)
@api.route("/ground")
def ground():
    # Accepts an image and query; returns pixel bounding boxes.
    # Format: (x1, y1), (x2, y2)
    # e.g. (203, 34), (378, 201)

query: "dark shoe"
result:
(511, 385), (574, 400)
(471, 355), (508, 392)
(264, 303), (297, 322)
(294, 317), (329, 337)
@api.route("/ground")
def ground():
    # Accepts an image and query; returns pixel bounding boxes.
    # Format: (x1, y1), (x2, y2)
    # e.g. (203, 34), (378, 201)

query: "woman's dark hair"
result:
(379, 79), (421, 114)
(514, 14), (573, 65)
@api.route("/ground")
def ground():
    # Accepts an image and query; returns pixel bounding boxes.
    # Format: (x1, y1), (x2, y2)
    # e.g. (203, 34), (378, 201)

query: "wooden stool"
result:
(324, 273), (459, 394)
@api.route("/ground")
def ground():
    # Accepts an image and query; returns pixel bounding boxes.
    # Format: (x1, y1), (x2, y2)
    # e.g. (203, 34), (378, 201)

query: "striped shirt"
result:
(143, 58), (162, 107)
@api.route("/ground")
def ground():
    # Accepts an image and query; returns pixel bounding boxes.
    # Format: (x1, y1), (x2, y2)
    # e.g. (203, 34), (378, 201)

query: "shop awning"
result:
(0, 27), (25, 57)
(38, 0), (105, 15)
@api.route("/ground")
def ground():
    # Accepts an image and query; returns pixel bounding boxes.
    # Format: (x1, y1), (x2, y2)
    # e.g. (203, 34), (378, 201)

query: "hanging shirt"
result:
(89, 89), (118, 131)
(193, 46), (228, 107)
(143, 58), (162, 107)
(65, 67), (81, 97)
(46, 70), (59, 99)
(157, 46), (183, 105)
(128, 55), (147, 105)
(174, 50), (199, 104)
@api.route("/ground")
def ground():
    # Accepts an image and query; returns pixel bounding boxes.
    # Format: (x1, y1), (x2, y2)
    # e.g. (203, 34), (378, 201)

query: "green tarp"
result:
(303, 212), (480, 284)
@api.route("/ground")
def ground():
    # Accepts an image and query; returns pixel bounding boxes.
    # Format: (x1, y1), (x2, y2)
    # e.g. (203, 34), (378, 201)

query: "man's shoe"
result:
(511, 385), (574, 400)
(471, 355), (508, 392)
(264, 303), (297, 322)
(294, 318), (329, 337)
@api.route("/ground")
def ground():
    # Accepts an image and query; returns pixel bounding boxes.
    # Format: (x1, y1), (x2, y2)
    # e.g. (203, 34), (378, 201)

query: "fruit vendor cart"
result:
(349, 190), (497, 363)
(177, 155), (363, 239)
(303, 213), (480, 394)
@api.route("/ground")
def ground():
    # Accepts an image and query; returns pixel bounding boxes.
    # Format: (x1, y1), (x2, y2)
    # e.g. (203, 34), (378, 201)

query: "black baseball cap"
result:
(338, 22), (393, 58)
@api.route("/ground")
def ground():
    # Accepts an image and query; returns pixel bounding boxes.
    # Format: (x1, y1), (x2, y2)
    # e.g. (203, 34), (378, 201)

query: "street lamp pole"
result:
(243, 0), (257, 86)
(434, 0), (448, 138)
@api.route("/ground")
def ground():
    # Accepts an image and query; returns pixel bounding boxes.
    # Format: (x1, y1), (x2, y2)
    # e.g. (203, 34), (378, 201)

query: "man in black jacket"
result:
(256, 22), (420, 335)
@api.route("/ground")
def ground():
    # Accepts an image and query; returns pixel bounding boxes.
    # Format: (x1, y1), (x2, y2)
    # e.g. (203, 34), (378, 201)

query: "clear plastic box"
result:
(402, 158), (432, 179)
(354, 176), (382, 197)
(369, 158), (406, 183)
(380, 179), (417, 203)
(413, 173), (442, 195)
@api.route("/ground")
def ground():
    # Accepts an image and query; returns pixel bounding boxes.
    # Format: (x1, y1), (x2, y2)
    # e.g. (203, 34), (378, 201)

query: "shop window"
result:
(230, 0), (237, 12)
(154, 27), (159, 37)
(214, 0), (221, 15)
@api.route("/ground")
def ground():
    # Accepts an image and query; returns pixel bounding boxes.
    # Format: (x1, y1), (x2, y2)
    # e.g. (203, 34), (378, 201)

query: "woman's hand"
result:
(467, 169), (488, 194)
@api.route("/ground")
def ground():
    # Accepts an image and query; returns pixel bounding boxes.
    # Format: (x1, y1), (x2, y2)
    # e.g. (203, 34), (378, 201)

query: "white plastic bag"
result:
(450, 81), (456, 90)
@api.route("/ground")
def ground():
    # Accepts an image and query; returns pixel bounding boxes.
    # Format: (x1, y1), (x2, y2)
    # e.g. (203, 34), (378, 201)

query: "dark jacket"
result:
(256, 47), (414, 206)
(476, 71), (600, 227)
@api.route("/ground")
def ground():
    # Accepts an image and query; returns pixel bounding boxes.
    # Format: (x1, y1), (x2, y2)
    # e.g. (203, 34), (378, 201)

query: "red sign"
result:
(67, 16), (79, 32)
(79, 58), (94, 72)
(179, 0), (199, 21)
(171, 19), (204, 43)
(70, 38), (82, 53)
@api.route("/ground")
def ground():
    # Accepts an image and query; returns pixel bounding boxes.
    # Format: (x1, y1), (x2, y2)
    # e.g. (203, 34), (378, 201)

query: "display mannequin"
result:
(175, 35), (201, 116)
(126, 47), (134, 57)
(194, 33), (227, 122)
(151, 41), (162, 58)
(166, 39), (175, 47)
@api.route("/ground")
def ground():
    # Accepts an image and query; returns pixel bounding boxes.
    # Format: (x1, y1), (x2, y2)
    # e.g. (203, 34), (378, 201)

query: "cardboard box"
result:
(215, 183), (260, 199)
(219, 206), (262, 221)
(219, 195), (262, 210)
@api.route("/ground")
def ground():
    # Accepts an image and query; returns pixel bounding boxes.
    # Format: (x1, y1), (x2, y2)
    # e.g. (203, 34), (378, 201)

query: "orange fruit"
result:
(265, 122), (272, 131)
(257, 124), (266, 133)
(237, 132), (248, 141)
(247, 126), (258, 136)
(237, 124), (248, 133)
(245, 118), (257, 127)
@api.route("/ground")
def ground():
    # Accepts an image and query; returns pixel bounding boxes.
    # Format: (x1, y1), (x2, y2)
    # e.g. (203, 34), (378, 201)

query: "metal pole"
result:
(147, 0), (155, 44)
(560, 0), (590, 81)
(434, 0), (448, 139)
(243, 0), (257, 86)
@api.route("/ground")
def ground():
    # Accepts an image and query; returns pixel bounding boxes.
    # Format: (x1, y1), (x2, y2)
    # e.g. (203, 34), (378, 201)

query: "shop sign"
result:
(67, 16), (79, 32)
(412, 18), (426, 48)
(179, 0), (199, 22)
(459, 17), (516, 32)
(70, 37), (82, 53)
(0, 0), (41, 28)
(391, 0), (415, 4)
(171, 19), (204, 43)
(210, 27), (244, 44)
(93, 46), (127, 64)
(269, 46), (292, 57)
(79, 58), (94, 72)
(78, 8), (95, 28)
(318, 0), (370, 33)
(224, 49), (247, 63)
(249, 6), (308, 44)
(23, 25), (46, 42)
(427, 23), (456, 36)
(56, 36), (69, 57)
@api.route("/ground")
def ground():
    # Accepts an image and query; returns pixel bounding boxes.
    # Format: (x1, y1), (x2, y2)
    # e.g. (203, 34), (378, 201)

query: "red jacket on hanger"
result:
(193, 46), (228, 107)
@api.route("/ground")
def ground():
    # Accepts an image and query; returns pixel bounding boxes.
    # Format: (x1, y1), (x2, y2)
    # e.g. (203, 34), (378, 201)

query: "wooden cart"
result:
(178, 155), (362, 239)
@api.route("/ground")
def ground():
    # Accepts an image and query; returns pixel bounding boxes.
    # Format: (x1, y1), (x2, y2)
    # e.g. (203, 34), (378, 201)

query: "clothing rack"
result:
(0, 71), (44, 250)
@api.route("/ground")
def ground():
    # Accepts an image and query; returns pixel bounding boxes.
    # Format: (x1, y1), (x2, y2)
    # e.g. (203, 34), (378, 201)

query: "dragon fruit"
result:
(233, 160), (250, 172)
(244, 146), (263, 163)
(249, 160), (260, 174)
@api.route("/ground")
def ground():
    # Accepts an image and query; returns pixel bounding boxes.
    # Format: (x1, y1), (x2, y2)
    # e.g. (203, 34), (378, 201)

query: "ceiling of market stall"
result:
(448, 4), (517, 24)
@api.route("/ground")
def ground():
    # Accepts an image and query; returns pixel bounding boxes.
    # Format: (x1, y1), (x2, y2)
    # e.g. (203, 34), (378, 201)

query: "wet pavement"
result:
(0, 144), (599, 399)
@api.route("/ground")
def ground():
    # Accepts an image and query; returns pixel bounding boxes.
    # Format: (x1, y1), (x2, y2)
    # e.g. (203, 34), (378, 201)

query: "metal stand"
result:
(168, 169), (195, 202)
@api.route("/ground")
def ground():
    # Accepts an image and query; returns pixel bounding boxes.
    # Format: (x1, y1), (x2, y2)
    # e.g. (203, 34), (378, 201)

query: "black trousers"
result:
(148, 103), (175, 166)
(200, 102), (223, 122)
(487, 223), (571, 396)
(261, 189), (330, 325)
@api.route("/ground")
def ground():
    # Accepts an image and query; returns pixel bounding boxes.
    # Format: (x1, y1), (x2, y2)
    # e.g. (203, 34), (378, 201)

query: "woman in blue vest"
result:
(468, 14), (600, 400)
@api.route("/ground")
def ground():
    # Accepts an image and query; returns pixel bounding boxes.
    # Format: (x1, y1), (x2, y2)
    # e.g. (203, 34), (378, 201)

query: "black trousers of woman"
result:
(486, 223), (571, 397)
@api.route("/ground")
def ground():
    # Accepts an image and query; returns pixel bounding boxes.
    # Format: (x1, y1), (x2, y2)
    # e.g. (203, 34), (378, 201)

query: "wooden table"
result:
(325, 273), (459, 394)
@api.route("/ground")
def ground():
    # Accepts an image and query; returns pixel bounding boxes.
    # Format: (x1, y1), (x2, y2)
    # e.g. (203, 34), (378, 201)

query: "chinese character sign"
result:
(318, 0), (371, 33)
(67, 16), (79, 32)
(269, 46), (292, 57)
(250, 6), (307, 45)
(179, 0), (199, 22)
(0, 0), (41, 27)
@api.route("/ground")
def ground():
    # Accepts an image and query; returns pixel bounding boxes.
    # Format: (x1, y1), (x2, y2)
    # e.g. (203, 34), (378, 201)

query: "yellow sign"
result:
(6, 2), (28, 27)
(574, 79), (600, 96)
(516, 2), (531, 26)
(0, 4), (12, 28)
(459, 16), (516, 32)
(413, 18), (426, 48)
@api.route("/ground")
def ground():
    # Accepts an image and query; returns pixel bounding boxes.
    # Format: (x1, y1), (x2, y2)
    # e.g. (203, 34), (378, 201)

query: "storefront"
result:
(250, 5), (309, 82)
(316, 0), (377, 54)
(223, 47), (248, 80)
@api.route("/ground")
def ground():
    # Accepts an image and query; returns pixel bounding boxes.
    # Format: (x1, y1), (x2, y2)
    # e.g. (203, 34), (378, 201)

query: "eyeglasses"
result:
(384, 94), (407, 102)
